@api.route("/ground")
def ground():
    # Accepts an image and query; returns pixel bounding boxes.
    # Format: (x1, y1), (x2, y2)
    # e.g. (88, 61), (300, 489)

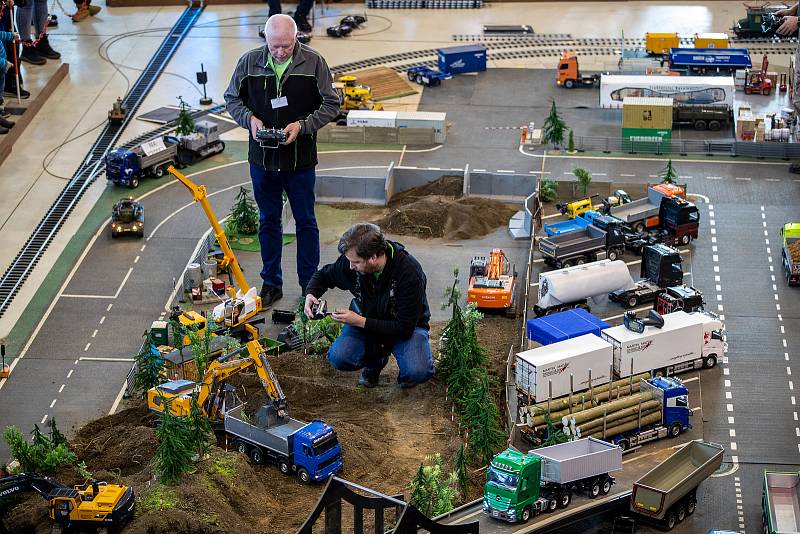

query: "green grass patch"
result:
(139, 484), (179, 513)
(211, 454), (238, 481)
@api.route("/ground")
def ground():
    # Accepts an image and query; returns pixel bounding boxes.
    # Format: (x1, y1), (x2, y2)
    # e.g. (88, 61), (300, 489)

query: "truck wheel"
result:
(298, 468), (311, 484)
(155, 166), (165, 178)
(633, 222), (645, 233)
(680, 234), (691, 245)
(617, 439), (630, 451)
(694, 120), (707, 131)
(249, 447), (264, 465)
(668, 422), (683, 438)
(703, 355), (717, 369)
(575, 258), (586, 265)
(128, 177), (139, 189)
(520, 506), (532, 522)
(234, 440), (248, 455)
(565, 79), (575, 89)
(708, 120), (721, 131)
(558, 492), (571, 508)
(607, 250), (619, 261)
(686, 494), (696, 515)
(562, 259), (574, 268)
(601, 477), (612, 495)
(407, 71), (415, 81)
(589, 479), (601, 498)
(279, 460), (290, 474)
(547, 496), (558, 512)
(626, 296), (638, 308)
(676, 504), (686, 522)
(664, 510), (677, 531)
(762, 88), (771, 96)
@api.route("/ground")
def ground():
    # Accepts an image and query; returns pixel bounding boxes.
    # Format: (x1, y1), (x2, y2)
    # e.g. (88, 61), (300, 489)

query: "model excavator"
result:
(0, 473), (135, 534)
(147, 323), (288, 422)
(467, 248), (518, 318)
(167, 166), (263, 342)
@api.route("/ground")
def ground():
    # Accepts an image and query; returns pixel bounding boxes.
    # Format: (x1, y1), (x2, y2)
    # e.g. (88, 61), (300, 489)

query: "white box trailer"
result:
(395, 111), (447, 143)
(600, 75), (734, 110)
(516, 333), (613, 401)
(346, 110), (397, 128)
(601, 311), (726, 377)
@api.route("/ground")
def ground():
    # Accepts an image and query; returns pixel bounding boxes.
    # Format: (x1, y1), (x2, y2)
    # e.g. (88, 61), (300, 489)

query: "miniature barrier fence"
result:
(317, 126), (437, 146)
(572, 135), (800, 159)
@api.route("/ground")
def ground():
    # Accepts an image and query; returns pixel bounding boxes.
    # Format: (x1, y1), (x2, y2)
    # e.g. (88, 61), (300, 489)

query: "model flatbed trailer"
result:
(631, 440), (724, 530)
(763, 471), (800, 534)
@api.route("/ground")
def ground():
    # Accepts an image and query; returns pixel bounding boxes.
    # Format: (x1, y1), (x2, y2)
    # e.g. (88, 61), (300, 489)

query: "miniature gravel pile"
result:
(375, 176), (518, 239)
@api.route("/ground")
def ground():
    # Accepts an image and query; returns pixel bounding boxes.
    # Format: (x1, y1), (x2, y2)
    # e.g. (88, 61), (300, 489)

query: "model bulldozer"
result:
(147, 324), (288, 422)
(0, 473), (135, 534)
(335, 75), (384, 113)
(167, 166), (264, 342)
(467, 248), (518, 318)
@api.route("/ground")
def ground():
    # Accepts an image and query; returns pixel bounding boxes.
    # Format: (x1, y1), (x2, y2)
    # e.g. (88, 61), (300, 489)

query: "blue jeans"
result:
(249, 163), (319, 290)
(16, 0), (48, 41)
(328, 325), (435, 385)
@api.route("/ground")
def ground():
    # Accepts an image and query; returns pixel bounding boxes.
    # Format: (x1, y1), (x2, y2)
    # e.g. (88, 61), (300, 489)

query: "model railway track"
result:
(453, 33), (799, 45)
(0, 5), (204, 318)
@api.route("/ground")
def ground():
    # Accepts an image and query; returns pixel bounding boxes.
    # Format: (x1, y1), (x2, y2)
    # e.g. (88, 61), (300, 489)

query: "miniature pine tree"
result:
(462, 375), (506, 466)
(188, 398), (213, 459)
(187, 323), (216, 380)
(660, 159), (678, 184)
(408, 454), (458, 517)
(155, 400), (195, 485)
(542, 99), (567, 149)
(31, 424), (50, 449)
(568, 129), (575, 153)
(574, 167), (592, 197)
(539, 178), (557, 203)
(48, 418), (68, 448)
(454, 442), (469, 500)
(133, 330), (165, 395)
(409, 463), (430, 514)
(227, 186), (260, 236)
(175, 96), (195, 136)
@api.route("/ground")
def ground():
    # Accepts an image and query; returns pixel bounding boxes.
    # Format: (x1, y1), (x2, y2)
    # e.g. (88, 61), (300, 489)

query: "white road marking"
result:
(84, 343), (91, 352)
(496, 169), (515, 173)
(99, 316), (105, 324)
(735, 177), (751, 181)
(92, 330), (98, 338)
(79, 357), (135, 362)
(61, 267), (134, 299)
(134, 256), (140, 264)
(707, 176), (722, 180)
(140, 244), (146, 252)
(107, 303), (113, 312)
(67, 369), (73, 378)
(620, 174), (636, 177)
(766, 178), (781, 182)
(50, 399), (57, 408)
(40, 415), (47, 424)
(59, 384), (65, 393)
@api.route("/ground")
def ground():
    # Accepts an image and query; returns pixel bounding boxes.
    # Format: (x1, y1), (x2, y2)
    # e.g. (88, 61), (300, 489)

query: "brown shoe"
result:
(88, 4), (101, 15)
(72, 7), (90, 22)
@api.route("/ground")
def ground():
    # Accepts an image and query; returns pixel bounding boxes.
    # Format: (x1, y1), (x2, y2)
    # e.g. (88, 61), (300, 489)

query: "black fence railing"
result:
(569, 135), (800, 159)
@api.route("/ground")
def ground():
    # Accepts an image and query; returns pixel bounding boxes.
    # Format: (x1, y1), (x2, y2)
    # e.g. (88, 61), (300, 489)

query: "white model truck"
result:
(602, 310), (726, 376)
(534, 259), (635, 316)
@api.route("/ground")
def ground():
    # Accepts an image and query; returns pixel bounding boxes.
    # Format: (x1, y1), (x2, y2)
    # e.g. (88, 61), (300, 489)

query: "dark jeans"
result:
(267, 0), (313, 18)
(328, 325), (435, 385)
(16, 0), (48, 41)
(249, 163), (319, 290)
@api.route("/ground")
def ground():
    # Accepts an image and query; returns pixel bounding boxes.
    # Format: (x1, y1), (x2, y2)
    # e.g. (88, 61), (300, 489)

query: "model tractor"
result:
(0, 473), (135, 533)
(468, 249), (518, 318)
(110, 198), (144, 238)
(108, 96), (127, 125)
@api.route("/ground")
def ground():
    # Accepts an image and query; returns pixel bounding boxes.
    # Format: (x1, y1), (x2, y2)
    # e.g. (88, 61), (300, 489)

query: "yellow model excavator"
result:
(147, 324), (287, 421)
(167, 166), (263, 342)
(335, 75), (384, 112)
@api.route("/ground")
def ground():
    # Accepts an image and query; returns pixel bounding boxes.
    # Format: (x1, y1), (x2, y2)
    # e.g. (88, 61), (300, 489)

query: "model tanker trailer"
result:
(534, 259), (635, 316)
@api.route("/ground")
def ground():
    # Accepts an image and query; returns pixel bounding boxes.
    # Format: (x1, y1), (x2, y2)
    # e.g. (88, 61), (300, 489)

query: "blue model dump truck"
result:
(667, 48), (751, 75)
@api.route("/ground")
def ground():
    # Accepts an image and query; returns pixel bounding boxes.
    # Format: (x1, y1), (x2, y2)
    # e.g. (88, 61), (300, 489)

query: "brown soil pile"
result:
(375, 176), (519, 240)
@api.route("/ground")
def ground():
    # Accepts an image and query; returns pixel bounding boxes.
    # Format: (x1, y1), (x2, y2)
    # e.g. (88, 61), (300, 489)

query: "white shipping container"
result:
(395, 111), (447, 143)
(346, 110), (397, 128)
(515, 334), (613, 401)
(600, 75), (734, 110)
(601, 311), (725, 376)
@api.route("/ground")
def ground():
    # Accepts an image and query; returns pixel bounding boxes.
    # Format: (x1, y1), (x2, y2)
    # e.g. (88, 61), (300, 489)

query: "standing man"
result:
(265, 0), (314, 33)
(304, 223), (435, 389)
(225, 15), (339, 307)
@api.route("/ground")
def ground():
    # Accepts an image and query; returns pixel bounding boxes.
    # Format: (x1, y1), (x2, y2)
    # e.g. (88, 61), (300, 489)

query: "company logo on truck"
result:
(625, 340), (654, 353)
(542, 362), (570, 377)
(0, 486), (19, 497)
(670, 351), (696, 361)
(450, 59), (465, 69)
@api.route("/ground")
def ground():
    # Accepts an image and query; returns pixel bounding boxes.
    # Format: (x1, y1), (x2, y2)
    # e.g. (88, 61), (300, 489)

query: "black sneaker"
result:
(357, 369), (379, 388)
(4, 87), (30, 100)
(294, 15), (312, 32)
(20, 42), (46, 65)
(36, 35), (61, 60)
(47, 14), (58, 27)
(0, 126), (9, 135)
(259, 284), (283, 308)
(0, 117), (14, 129)
(0, 109), (9, 119)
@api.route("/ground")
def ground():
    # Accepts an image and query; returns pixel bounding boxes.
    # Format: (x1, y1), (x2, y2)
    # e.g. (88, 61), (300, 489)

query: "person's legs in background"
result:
(266, 0), (281, 17)
(293, 0), (314, 31)
(2, 4), (27, 99)
(33, 0), (59, 60)
(391, 327), (434, 387)
(282, 166), (319, 294)
(250, 163), (285, 306)
(15, 1), (45, 65)
(0, 61), (13, 133)
(72, 0), (100, 23)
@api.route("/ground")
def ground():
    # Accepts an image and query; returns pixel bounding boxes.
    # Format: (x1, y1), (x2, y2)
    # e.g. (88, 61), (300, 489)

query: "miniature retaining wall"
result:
(317, 126), (437, 146)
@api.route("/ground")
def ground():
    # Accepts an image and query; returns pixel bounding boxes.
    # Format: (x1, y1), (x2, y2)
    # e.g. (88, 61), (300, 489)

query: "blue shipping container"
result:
(668, 48), (752, 70)
(437, 44), (487, 75)
(526, 308), (610, 345)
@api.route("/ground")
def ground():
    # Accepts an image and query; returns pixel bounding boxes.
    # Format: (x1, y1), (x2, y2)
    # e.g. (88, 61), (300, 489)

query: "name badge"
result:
(271, 96), (288, 109)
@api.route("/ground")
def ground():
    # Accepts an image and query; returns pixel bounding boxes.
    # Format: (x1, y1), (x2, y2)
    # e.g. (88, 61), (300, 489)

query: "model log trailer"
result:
(630, 440), (723, 530)
(667, 48), (752, 75)
(467, 248), (519, 318)
(781, 223), (800, 286)
(0, 473), (135, 534)
(483, 438), (623, 523)
(763, 470), (800, 534)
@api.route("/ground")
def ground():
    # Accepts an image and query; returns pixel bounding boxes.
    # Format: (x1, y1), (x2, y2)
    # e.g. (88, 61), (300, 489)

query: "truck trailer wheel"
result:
(558, 492), (571, 508)
(680, 234), (691, 245)
(664, 510), (677, 531)
(686, 494), (696, 515)
(298, 468), (311, 484)
(693, 120), (707, 131)
(249, 447), (264, 465)
(565, 79), (575, 89)
(703, 355), (717, 369)
(546, 496), (558, 512)
(668, 422), (683, 438)
(708, 120), (721, 131)
(279, 460), (290, 475)
(601, 477), (612, 495)
(676, 504), (686, 522)
(589, 480), (601, 498)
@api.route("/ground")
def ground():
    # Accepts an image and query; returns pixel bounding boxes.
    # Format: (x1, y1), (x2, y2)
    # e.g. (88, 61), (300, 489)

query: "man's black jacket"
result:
(306, 241), (430, 341)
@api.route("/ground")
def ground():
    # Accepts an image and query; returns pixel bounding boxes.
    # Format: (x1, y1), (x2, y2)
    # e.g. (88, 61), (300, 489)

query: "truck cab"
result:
(292, 420), (343, 483)
(780, 223), (800, 286)
(659, 197), (699, 245)
(105, 148), (141, 184)
(690, 311), (726, 365)
(483, 449), (542, 523)
(646, 376), (691, 434)
(556, 52), (600, 89)
(609, 244), (683, 308)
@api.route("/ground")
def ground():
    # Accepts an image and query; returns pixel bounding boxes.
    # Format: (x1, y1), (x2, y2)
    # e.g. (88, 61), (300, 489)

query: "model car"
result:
(111, 198), (145, 238)
(259, 28), (311, 44)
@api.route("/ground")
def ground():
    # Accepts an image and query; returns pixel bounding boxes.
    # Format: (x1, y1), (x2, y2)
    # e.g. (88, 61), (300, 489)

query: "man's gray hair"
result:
(264, 14), (298, 38)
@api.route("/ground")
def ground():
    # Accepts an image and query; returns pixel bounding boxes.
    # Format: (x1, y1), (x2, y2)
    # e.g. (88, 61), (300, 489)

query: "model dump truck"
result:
(763, 470), (800, 534)
(609, 244), (684, 308)
(607, 183), (685, 233)
(563, 377), (692, 450)
(556, 52), (601, 89)
(602, 310), (726, 376)
(534, 259), (635, 316)
(668, 48), (752, 75)
(624, 197), (700, 250)
(672, 104), (732, 131)
(483, 438), (623, 523)
(630, 440), (723, 530)
(781, 223), (800, 286)
(538, 223), (626, 268)
(225, 403), (343, 483)
(516, 333), (613, 403)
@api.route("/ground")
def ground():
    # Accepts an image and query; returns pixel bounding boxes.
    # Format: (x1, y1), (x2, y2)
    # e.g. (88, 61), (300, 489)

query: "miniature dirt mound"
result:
(375, 176), (519, 239)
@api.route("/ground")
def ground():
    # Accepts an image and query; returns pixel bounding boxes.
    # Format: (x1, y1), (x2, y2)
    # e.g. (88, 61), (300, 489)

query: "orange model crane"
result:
(467, 249), (518, 318)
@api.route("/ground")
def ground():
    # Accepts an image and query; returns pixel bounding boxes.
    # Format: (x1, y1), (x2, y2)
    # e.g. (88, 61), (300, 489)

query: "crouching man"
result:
(304, 223), (435, 388)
